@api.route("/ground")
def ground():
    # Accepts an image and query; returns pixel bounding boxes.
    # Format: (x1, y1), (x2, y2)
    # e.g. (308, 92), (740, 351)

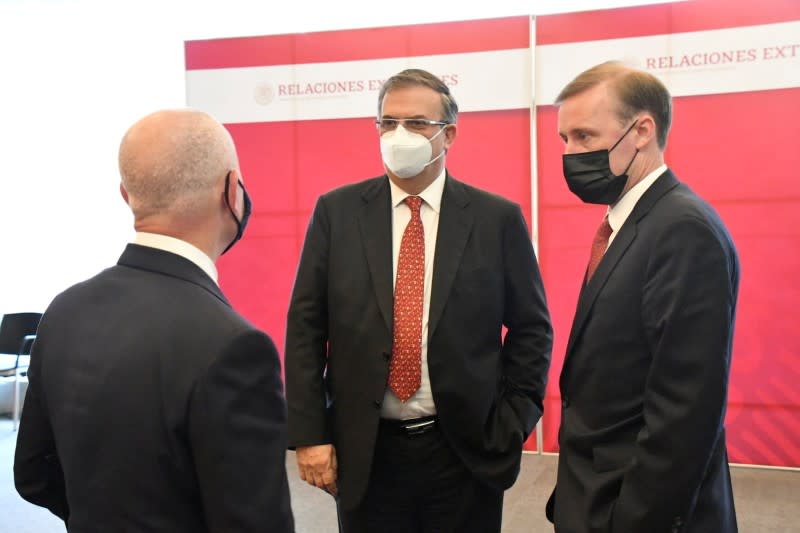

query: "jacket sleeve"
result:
(611, 216), (738, 532)
(285, 196), (332, 448)
(14, 328), (70, 522)
(499, 204), (553, 438)
(188, 329), (295, 533)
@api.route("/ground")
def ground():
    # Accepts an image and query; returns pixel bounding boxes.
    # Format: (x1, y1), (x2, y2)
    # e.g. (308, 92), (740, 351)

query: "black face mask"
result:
(562, 120), (639, 205)
(222, 172), (252, 254)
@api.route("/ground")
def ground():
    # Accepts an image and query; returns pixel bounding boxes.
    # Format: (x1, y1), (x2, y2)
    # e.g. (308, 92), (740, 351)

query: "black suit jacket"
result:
(286, 173), (553, 509)
(548, 170), (739, 533)
(14, 244), (294, 532)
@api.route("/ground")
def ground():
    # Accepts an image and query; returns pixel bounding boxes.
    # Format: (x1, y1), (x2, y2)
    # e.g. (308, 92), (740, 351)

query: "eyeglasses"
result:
(375, 118), (450, 132)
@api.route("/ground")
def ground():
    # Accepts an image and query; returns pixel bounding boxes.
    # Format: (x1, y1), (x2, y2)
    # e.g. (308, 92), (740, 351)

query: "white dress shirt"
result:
(380, 169), (446, 419)
(606, 164), (668, 248)
(133, 232), (219, 285)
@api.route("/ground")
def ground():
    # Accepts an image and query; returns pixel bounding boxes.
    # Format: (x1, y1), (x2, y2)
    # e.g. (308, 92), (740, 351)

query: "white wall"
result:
(0, 0), (675, 312)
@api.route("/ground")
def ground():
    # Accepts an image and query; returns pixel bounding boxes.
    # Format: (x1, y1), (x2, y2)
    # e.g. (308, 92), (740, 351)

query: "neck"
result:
(134, 216), (221, 263)
(620, 149), (664, 197)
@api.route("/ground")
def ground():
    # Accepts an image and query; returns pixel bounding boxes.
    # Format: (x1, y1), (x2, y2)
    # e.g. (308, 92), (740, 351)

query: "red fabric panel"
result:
(217, 119), (379, 357)
(447, 110), (533, 223)
(185, 16), (530, 70)
(537, 88), (800, 466)
(536, 0), (800, 45)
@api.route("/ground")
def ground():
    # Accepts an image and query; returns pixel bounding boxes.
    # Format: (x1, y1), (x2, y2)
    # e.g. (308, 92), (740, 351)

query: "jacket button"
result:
(562, 397), (569, 408)
(373, 400), (382, 408)
(382, 351), (391, 360)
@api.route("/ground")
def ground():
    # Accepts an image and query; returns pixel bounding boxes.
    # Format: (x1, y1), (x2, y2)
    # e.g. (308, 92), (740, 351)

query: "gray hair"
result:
(377, 68), (458, 124)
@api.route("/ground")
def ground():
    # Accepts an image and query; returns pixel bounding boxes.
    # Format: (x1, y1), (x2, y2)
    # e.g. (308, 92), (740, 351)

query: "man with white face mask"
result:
(286, 69), (553, 532)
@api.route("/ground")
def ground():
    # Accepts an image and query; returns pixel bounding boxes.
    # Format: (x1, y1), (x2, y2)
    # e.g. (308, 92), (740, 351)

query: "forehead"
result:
(557, 82), (619, 130)
(381, 85), (443, 117)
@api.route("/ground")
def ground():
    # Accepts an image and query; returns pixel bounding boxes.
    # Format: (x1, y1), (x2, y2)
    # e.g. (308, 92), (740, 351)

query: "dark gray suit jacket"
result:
(14, 244), (294, 532)
(548, 170), (739, 533)
(286, 173), (553, 509)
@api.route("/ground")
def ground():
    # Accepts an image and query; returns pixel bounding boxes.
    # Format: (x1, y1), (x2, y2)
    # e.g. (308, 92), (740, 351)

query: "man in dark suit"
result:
(546, 62), (739, 533)
(14, 109), (294, 532)
(285, 68), (553, 533)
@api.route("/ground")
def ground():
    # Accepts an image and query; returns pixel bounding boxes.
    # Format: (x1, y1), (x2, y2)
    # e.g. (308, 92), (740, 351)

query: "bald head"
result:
(118, 109), (238, 219)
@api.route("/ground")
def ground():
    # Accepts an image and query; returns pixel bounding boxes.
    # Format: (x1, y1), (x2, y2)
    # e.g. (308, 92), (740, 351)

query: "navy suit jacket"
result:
(548, 170), (739, 533)
(15, 244), (295, 532)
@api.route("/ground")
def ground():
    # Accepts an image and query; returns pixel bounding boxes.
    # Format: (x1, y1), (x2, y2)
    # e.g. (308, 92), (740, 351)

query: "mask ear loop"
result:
(609, 119), (639, 177)
(428, 123), (448, 141)
(609, 119), (638, 152)
(428, 123), (451, 161)
(621, 148), (639, 176)
(223, 172), (242, 234)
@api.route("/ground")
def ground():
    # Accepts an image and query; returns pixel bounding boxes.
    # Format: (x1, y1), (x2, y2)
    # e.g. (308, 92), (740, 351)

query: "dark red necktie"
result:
(586, 215), (612, 283)
(388, 196), (424, 402)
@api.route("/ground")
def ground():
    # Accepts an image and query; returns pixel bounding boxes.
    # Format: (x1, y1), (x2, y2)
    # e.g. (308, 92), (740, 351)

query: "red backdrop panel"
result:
(186, 16), (530, 69)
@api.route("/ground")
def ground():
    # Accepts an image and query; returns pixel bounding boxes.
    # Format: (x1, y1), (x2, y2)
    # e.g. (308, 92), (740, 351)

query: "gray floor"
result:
(2, 416), (798, 532)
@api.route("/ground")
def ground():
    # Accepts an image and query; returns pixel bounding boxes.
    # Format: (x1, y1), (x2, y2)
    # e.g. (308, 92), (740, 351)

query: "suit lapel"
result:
(563, 170), (680, 363)
(564, 227), (636, 360)
(357, 177), (394, 333)
(117, 243), (230, 306)
(428, 174), (473, 339)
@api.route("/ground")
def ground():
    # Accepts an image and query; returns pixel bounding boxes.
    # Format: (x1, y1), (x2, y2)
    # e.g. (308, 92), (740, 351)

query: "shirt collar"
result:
(133, 232), (219, 285)
(389, 168), (446, 213)
(607, 164), (667, 233)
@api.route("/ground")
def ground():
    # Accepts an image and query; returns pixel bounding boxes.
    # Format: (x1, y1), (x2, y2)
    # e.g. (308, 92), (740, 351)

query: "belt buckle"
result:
(403, 418), (436, 436)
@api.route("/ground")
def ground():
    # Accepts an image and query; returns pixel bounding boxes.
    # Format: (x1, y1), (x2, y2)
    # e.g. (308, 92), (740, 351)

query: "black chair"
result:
(0, 312), (43, 429)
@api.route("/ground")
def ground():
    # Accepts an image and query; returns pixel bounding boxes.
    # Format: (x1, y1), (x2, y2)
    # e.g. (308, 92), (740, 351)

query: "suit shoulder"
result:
(44, 264), (119, 312)
(651, 180), (736, 252)
(655, 181), (726, 226)
(319, 175), (385, 203)
(48, 264), (253, 333)
(453, 178), (521, 214)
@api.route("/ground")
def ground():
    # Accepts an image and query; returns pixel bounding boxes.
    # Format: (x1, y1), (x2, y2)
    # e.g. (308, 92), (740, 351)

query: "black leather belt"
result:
(380, 415), (438, 436)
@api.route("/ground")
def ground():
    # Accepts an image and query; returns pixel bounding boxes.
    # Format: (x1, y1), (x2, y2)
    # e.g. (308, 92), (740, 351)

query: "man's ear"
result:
(119, 182), (130, 205)
(635, 115), (657, 150)
(223, 169), (243, 210)
(444, 124), (457, 151)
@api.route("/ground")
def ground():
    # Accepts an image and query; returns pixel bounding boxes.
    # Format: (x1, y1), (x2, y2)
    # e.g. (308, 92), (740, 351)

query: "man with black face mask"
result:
(546, 62), (740, 533)
(14, 109), (294, 532)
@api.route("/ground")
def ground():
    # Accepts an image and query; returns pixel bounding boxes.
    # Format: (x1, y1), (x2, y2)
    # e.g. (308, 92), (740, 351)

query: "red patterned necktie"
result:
(388, 196), (425, 402)
(586, 214), (612, 283)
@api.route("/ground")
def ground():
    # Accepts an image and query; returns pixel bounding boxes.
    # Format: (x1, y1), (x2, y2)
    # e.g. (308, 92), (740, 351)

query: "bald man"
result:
(14, 109), (295, 532)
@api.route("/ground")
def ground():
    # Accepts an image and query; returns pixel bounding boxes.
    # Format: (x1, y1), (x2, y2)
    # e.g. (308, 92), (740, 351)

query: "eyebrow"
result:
(381, 114), (430, 119)
(562, 127), (595, 137)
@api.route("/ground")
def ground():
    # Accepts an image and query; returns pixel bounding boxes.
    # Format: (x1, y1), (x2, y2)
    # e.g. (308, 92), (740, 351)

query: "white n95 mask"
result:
(380, 125), (446, 179)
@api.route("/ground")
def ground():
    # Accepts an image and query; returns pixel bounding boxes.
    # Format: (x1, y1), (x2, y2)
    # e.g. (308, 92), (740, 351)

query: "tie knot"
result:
(405, 196), (423, 215)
